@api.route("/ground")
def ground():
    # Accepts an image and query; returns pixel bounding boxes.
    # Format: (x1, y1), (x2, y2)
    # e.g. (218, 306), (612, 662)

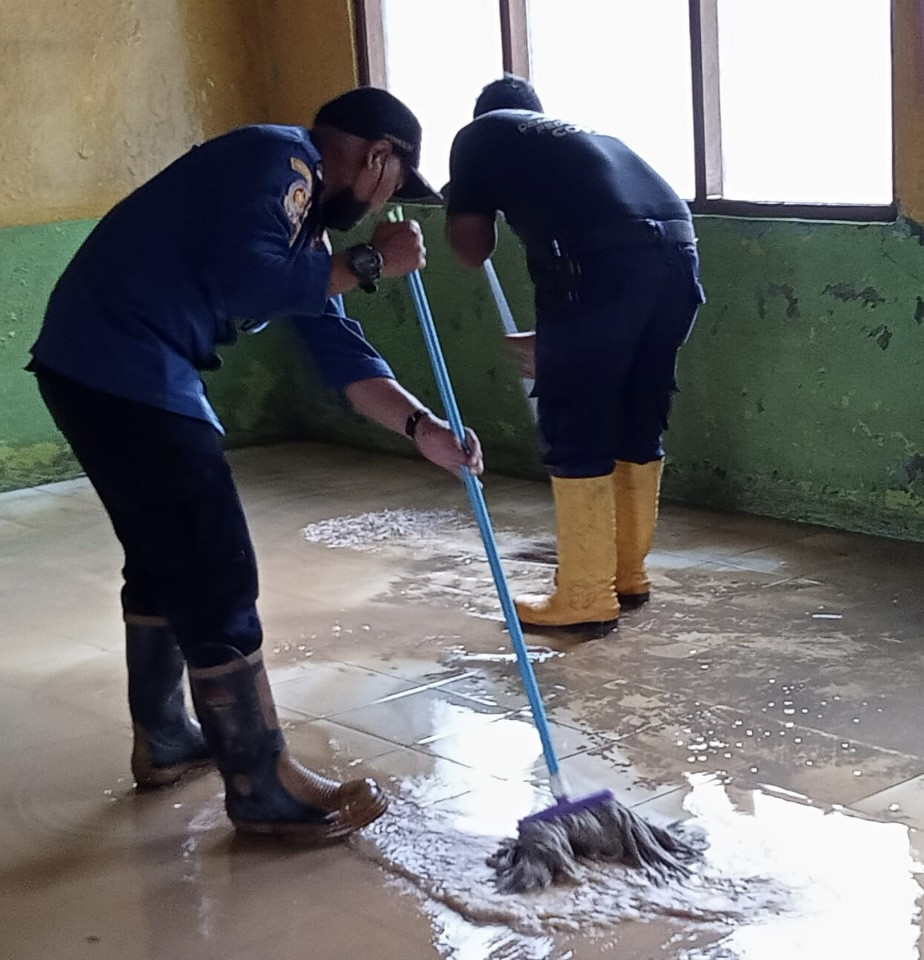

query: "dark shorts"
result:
(34, 366), (262, 666)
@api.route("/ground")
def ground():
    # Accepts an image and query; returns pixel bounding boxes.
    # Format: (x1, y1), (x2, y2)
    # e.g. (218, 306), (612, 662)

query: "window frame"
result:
(354, 0), (897, 221)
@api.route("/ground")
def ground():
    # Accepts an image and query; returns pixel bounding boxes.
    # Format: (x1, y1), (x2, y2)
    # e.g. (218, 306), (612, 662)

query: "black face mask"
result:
(320, 187), (371, 232)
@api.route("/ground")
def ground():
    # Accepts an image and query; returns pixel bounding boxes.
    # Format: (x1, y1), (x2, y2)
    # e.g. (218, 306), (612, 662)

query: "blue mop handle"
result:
(392, 210), (566, 792)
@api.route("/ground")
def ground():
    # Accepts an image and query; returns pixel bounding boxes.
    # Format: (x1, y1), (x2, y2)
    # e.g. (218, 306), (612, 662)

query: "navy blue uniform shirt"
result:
(447, 110), (690, 258)
(30, 124), (393, 431)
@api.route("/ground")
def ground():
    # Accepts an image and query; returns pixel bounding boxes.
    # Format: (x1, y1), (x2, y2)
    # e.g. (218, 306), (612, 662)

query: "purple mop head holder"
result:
(519, 789), (615, 826)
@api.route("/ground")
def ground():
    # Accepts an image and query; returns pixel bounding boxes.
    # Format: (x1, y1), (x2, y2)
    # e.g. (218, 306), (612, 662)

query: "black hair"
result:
(473, 74), (544, 118)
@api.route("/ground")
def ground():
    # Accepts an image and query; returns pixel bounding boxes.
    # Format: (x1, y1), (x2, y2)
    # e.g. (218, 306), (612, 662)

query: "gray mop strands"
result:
(488, 792), (703, 894)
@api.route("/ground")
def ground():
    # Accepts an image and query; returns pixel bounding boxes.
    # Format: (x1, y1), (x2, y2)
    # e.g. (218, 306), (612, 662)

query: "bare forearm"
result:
(344, 376), (484, 477)
(343, 377), (426, 435)
(446, 214), (497, 268)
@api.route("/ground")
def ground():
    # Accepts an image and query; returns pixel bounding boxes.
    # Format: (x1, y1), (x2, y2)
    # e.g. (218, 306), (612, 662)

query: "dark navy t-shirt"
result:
(447, 110), (689, 256)
(30, 124), (392, 432)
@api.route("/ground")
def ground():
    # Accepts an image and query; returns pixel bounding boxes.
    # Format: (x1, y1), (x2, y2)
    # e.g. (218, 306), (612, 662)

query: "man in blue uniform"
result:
(28, 87), (482, 844)
(446, 76), (703, 631)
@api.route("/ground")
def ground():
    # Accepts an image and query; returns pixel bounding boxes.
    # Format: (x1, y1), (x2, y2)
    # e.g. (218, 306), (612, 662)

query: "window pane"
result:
(718, 0), (892, 204)
(381, 0), (503, 190)
(528, 0), (695, 199)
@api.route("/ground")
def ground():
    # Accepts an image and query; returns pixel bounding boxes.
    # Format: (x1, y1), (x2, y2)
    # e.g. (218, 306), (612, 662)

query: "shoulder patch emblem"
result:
(290, 157), (313, 180)
(284, 159), (314, 246)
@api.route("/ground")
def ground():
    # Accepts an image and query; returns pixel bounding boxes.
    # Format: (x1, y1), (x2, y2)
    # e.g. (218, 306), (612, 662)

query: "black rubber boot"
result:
(188, 650), (388, 843)
(126, 620), (211, 789)
(617, 591), (650, 610)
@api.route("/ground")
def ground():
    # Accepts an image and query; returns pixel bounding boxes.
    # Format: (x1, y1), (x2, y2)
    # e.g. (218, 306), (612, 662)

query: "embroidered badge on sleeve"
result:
(284, 157), (315, 246)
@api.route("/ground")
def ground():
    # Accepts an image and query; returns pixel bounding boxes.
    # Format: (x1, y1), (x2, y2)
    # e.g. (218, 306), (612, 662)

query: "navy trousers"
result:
(35, 367), (262, 668)
(532, 241), (704, 478)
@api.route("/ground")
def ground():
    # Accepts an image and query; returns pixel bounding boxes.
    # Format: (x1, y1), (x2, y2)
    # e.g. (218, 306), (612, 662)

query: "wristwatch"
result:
(346, 243), (385, 293)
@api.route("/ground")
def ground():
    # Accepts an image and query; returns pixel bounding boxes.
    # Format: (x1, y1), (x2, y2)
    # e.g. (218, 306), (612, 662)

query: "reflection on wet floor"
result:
(357, 772), (919, 959)
(2, 440), (924, 959)
(673, 778), (920, 959)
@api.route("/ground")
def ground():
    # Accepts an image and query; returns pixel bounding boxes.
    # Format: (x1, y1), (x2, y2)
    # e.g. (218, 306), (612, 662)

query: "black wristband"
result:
(346, 243), (384, 293)
(405, 409), (427, 439)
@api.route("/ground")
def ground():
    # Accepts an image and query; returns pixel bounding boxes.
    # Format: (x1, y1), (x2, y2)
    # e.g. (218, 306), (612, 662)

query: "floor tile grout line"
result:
(542, 681), (924, 766)
(840, 771), (924, 807)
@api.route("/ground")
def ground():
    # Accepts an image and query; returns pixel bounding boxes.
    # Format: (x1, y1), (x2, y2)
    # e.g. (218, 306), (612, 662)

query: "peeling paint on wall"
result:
(866, 323), (893, 349)
(756, 283), (800, 320)
(3, 210), (922, 538)
(822, 282), (887, 308)
(663, 215), (924, 541)
(894, 453), (924, 498)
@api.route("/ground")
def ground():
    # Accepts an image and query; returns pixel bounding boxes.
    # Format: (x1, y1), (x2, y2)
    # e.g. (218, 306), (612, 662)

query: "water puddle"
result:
(677, 779), (922, 959)
(354, 773), (921, 958)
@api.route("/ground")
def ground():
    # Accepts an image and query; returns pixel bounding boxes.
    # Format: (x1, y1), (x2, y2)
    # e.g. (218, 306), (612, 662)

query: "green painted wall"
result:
(313, 206), (924, 542)
(3, 209), (923, 542)
(0, 220), (308, 491)
(0, 221), (90, 489)
(665, 216), (924, 541)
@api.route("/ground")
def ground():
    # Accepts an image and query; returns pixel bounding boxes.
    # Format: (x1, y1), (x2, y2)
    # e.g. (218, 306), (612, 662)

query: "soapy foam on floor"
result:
(444, 645), (564, 667)
(303, 509), (467, 550)
(353, 788), (789, 940)
(353, 774), (921, 956)
(422, 901), (558, 960)
(302, 510), (549, 567)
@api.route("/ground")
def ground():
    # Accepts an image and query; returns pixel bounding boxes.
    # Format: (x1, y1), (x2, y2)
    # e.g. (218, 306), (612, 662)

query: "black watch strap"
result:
(346, 243), (384, 293)
(405, 409), (427, 439)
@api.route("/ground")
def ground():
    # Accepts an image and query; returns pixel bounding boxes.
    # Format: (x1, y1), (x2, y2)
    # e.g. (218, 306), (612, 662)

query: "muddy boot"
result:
(515, 475), (620, 628)
(613, 459), (664, 609)
(188, 650), (388, 842)
(126, 618), (211, 789)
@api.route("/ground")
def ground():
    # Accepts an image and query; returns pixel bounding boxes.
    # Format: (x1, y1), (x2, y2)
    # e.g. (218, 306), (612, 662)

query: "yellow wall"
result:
(893, 0), (924, 220)
(263, 0), (358, 123)
(0, 0), (358, 227)
(2, 0), (921, 226)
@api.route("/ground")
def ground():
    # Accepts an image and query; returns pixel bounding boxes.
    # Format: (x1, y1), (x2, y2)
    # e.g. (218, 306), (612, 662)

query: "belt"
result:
(527, 218), (697, 256)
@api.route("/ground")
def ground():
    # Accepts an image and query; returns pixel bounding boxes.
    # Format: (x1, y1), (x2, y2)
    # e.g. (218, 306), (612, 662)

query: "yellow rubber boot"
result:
(515, 475), (620, 627)
(613, 459), (664, 608)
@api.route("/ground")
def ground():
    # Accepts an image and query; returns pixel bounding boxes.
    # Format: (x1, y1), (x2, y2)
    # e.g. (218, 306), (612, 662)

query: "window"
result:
(368, 0), (503, 189)
(355, 0), (894, 218)
(528, 0), (695, 199)
(715, 0), (892, 205)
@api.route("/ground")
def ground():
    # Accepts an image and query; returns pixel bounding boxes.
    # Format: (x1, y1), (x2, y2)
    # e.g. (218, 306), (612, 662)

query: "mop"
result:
(394, 210), (701, 893)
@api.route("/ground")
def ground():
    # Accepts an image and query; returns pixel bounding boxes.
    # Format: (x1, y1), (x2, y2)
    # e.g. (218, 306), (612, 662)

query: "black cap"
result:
(313, 87), (442, 204)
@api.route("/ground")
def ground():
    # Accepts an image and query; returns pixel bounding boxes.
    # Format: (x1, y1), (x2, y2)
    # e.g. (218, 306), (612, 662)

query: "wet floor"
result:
(2, 440), (923, 959)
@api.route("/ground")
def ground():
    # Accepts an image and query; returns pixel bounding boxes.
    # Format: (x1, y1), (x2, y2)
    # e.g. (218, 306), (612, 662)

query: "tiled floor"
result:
(2, 440), (923, 959)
